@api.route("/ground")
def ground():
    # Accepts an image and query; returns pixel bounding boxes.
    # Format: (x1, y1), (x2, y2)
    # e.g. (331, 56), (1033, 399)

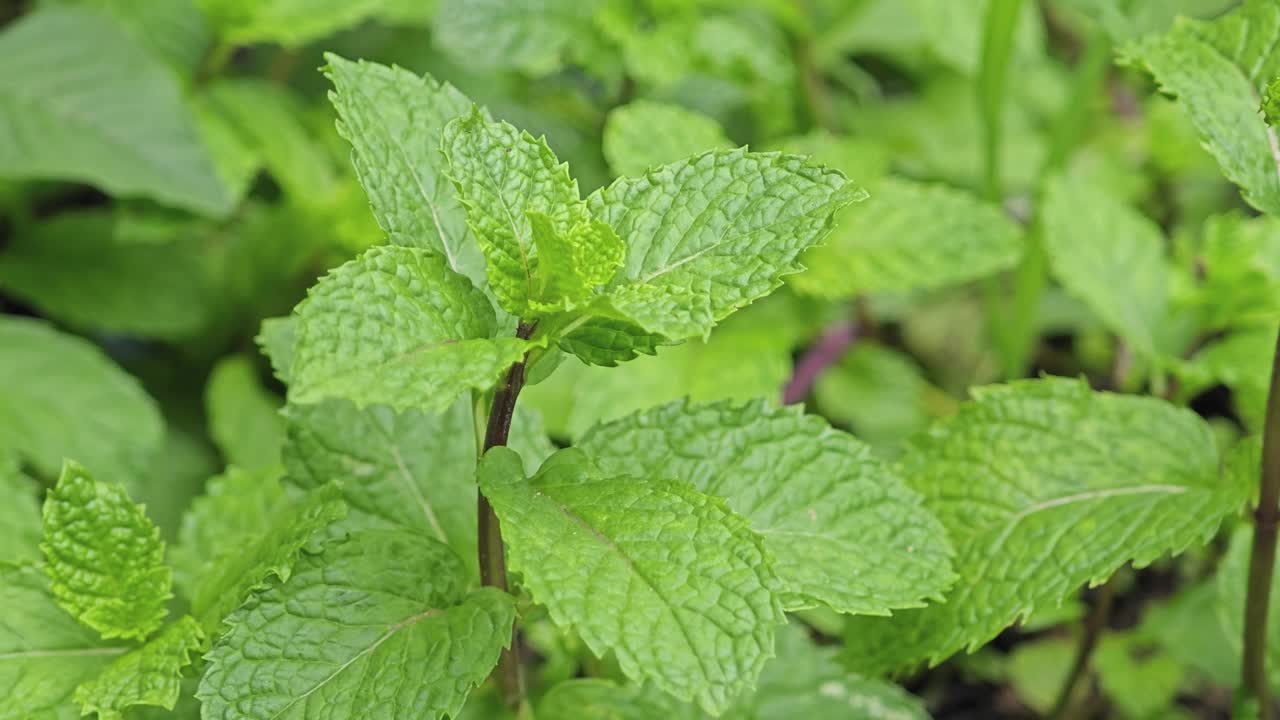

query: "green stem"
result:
(1047, 578), (1117, 720)
(479, 321), (536, 710)
(1242, 327), (1280, 719)
(977, 0), (1025, 203)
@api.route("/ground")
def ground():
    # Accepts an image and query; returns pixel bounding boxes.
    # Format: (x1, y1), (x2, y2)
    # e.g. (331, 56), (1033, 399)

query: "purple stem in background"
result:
(782, 320), (860, 405)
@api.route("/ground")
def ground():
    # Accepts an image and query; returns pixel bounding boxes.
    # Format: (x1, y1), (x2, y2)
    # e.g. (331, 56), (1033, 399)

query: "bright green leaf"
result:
(73, 616), (204, 720)
(0, 454), (42, 564)
(198, 0), (395, 47)
(42, 462), (171, 641)
(205, 355), (286, 470)
(289, 245), (534, 414)
(528, 212), (625, 313)
(170, 465), (286, 595)
(198, 529), (515, 720)
(478, 447), (784, 714)
(603, 101), (734, 178)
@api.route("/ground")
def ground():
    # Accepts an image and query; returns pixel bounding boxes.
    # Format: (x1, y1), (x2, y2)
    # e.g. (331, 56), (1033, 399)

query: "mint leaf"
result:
(324, 55), (485, 280)
(587, 149), (863, 339)
(188, 483), (346, 634)
(0, 7), (230, 215)
(1125, 0), (1280, 214)
(812, 343), (938, 457)
(198, 530), (516, 720)
(198, 0), (393, 47)
(0, 455), (42, 564)
(257, 316), (296, 384)
(0, 563), (125, 720)
(205, 355), (286, 470)
(579, 399), (955, 615)
(289, 245), (534, 414)
(170, 465), (285, 596)
(528, 212), (625, 313)
(478, 447), (784, 714)
(73, 616), (203, 720)
(41, 462), (171, 642)
(47, 0), (210, 76)
(603, 101), (734, 178)
(0, 211), (213, 339)
(789, 177), (1022, 298)
(556, 317), (665, 367)
(841, 378), (1246, 674)
(432, 0), (593, 74)
(1042, 173), (1170, 356)
(538, 680), (703, 720)
(442, 109), (591, 315)
(0, 315), (164, 486)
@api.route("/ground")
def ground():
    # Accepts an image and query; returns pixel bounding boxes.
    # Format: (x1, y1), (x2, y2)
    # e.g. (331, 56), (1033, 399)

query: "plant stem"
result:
(478, 321), (536, 710)
(1047, 578), (1117, 720)
(782, 318), (859, 405)
(1242, 328), (1280, 718)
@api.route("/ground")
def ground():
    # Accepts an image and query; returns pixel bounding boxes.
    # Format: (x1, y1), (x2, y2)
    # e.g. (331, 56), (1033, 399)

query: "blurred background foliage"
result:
(0, 0), (1274, 716)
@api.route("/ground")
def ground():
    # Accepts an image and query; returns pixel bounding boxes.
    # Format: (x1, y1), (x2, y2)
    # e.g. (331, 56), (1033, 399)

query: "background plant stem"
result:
(478, 321), (536, 710)
(1047, 578), (1117, 720)
(1242, 328), (1280, 719)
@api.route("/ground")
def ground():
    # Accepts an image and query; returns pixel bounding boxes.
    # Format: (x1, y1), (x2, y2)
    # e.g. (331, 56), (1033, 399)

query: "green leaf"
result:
(0, 454), (42, 564)
(257, 316), (296, 384)
(0, 7), (230, 215)
(73, 616), (204, 720)
(587, 149), (864, 339)
(578, 399), (955, 615)
(478, 447), (784, 714)
(432, 0), (593, 74)
(283, 397), (553, 576)
(198, 529), (515, 720)
(0, 563), (125, 720)
(789, 178), (1023, 298)
(41, 462), (170, 642)
(1041, 173), (1170, 356)
(1180, 329), (1275, 431)
(188, 483), (346, 634)
(603, 101), (734, 178)
(45, 0), (211, 76)
(1093, 632), (1185, 719)
(0, 211), (214, 339)
(170, 465), (285, 595)
(528, 212), (625, 313)
(1125, 0), (1280, 214)
(1190, 212), (1280, 329)
(198, 0), (396, 47)
(556, 317), (665, 367)
(813, 343), (941, 458)
(538, 679), (703, 720)
(841, 378), (1244, 674)
(442, 109), (589, 315)
(205, 354), (286, 470)
(289, 245), (534, 414)
(324, 55), (485, 280)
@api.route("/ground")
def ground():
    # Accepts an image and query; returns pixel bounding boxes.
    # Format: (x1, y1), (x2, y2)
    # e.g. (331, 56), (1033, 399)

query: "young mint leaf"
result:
(556, 317), (666, 367)
(1125, 0), (1280, 214)
(0, 317), (163, 485)
(42, 462), (171, 642)
(0, 563), (126, 720)
(283, 398), (553, 577)
(73, 616), (204, 720)
(289, 245), (535, 414)
(324, 55), (486, 281)
(170, 465), (286, 596)
(528, 212), (625, 313)
(442, 109), (592, 315)
(578, 399), (955, 615)
(603, 101), (734, 178)
(841, 378), (1245, 674)
(478, 447), (785, 714)
(188, 483), (346, 634)
(586, 149), (864, 340)
(1041, 173), (1170, 357)
(205, 354), (286, 470)
(0, 211), (214, 339)
(0, 7), (231, 215)
(197, 529), (516, 720)
(0, 454), (42, 564)
(788, 177), (1023, 298)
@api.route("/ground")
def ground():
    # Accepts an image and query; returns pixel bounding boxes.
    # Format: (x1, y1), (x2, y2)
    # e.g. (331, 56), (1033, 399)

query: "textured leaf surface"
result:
(587, 149), (863, 339)
(170, 465), (285, 595)
(0, 563), (124, 720)
(198, 530), (515, 720)
(0, 455), (42, 563)
(1125, 0), (1280, 214)
(1042, 174), (1169, 356)
(0, 7), (230, 215)
(528, 212), (624, 313)
(0, 317), (163, 482)
(325, 55), (484, 279)
(579, 399), (955, 614)
(283, 398), (552, 576)
(205, 355), (286, 470)
(73, 616), (203, 720)
(841, 378), (1245, 673)
(603, 101), (734, 178)
(443, 110), (587, 315)
(0, 211), (213, 339)
(479, 447), (784, 714)
(789, 178), (1022, 298)
(289, 245), (533, 414)
(42, 462), (171, 641)
(189, 484), (346, 634)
